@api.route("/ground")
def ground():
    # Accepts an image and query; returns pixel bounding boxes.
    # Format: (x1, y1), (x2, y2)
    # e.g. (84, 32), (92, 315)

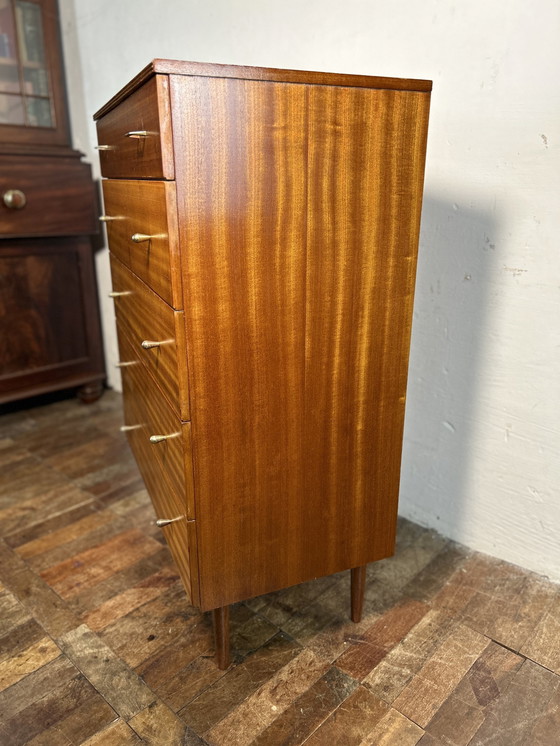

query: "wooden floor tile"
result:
(0, 636), (60, 691)
(392, 624), (490, 728)
(364, 608), (457, 704)
(336, 599), (429, 680)
(0, 591), (31, 637)
(1, 391), (559, 746)
(206, 649), (329, 745)
(357, 708), (424, 746)
(451, 640), (523, 709)
(179, 633), (301, 733)
(252, 666), (358, 746)
(80, 719), (142, 745)
(58, 624), (155, 720)
(0, 671), (95, 745)
(0, 618), (45, 665)
(468, 659), (560, 746)
(40, 528), (162, 599)
(0, 655), (77, 723)
(520, 591), (560, 674)
(303, 685), (390, 745)
(127, 700), (195, 745)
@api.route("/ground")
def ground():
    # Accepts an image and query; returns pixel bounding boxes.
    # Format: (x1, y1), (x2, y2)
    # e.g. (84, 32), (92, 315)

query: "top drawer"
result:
(96, 76), (174, 180)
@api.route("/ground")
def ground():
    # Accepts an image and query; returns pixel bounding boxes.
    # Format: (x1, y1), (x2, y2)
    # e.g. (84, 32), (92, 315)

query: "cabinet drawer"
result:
(0, 156), (97, 238)
(110, 255), (190, 420)
(102, 179), (182, 308)
(96, 76), (174, 180)
(122, 390), (196, 602)
(120, 340), (194, 519)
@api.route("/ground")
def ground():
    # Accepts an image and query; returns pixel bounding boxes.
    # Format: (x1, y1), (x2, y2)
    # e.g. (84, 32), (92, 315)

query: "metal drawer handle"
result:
(120, 424), (142, 432)
(131, 233), (154, 243)
(3, 189), (26, 209)
(125, 130), (154, 138)
(141, 339), (173, 349)
(109, 290), (132, 298)
(99, 215), (120, 222)
(115, 361), (138, 368)
(95, 145), (115, 151)
(149, 432), (180, 443)
(156, 515), (184, 528)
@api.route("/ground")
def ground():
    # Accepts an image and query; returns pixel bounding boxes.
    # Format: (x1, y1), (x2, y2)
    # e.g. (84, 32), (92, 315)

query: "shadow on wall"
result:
(399, 192), (499, 538)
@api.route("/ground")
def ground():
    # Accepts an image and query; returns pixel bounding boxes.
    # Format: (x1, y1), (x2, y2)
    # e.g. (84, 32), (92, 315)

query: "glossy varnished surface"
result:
(171, 75), (430, 610)
(1, 392), (559, 744)
(94, 59), (432, 120)
(110, 255), (190, 420)
(96, 76), (174, 180)
(0, 238), (105, 402)
(102, 179), (182, 308)
(119, 330), (194, 520)
(0, 155), (97, 238)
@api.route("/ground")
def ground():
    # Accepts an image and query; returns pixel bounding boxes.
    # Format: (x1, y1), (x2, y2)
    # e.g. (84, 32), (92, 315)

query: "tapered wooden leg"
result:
(351, 565), (366, 623)
(213, 605), (230, 669)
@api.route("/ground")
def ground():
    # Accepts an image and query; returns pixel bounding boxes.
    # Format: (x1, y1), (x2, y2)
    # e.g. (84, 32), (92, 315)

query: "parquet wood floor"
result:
(0, 391), (559, 745)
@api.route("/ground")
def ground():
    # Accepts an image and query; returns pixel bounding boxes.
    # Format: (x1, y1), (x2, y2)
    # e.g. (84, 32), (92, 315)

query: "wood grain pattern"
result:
(96, 75), (174, 180)
(102, 179), (182, 309)
(171, 76), (308, 610)
(0, 155), (97, 238)
(0, 238), (105, 403)
(121, 418), (196, 605)
(1, 393), (560, 744)
(119, 333), (191, 514)
(110, 255), (189, 420)
(94, 59), (432, 120)
(170, 75), (430, 610)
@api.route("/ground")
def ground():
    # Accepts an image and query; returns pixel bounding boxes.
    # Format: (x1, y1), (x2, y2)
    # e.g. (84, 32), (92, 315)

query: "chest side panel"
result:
(171, 75), (430, 610)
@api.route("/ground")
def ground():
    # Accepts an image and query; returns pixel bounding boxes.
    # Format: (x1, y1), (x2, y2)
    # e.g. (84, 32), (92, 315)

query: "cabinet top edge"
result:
(93, 58), (432, 119)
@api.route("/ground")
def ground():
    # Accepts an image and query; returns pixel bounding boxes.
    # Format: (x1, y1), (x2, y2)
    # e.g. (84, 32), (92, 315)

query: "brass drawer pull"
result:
(109, 290), (132, 298)
(120, 424), (142, 432)
(131, 233), (154, 243)
(99, 215), (119, 222)
(149, 432), (180, 443)
(125, 130), (154, 138)
(115, 361), (138, 368)
(95, 144), (115, 151)
(3, 189), (27, 209)
(156, 515), (184, 528)
(141, 339), (173, 349)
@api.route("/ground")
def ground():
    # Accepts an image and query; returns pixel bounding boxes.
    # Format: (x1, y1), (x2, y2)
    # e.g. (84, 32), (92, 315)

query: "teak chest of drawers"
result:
(95, 59), (431, 668)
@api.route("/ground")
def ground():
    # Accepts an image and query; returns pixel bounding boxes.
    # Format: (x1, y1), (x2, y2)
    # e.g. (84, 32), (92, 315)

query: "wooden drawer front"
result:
(0, 156), (97, 238)
(110, 255), (190, 420)
(102, 179), (182, 308)
(119, 332), (194, 518)
(122, 393), (195, 602)
(96, 75), (174, 180)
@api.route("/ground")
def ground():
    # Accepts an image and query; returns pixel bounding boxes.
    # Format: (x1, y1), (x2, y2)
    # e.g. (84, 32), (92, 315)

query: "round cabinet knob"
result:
(3, 189), (27, 209)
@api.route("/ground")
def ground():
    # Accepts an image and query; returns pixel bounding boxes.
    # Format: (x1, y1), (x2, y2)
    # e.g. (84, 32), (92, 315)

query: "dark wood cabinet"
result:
(0, 0), (105, 405)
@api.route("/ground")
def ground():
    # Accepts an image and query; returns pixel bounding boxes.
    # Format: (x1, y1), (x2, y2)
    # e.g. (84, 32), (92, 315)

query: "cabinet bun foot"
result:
(77, 380), (104, 404)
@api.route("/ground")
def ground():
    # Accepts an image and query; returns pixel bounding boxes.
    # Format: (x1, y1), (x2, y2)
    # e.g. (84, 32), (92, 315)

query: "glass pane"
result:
(25, 94), (51, 126)
(15, 1), (46, 65)
(23, 64), (48, 95)
(0, 0), (20, 93)
(0, 91), (24, 123)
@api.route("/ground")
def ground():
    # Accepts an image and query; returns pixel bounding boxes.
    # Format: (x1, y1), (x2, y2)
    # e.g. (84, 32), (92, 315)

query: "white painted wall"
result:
(60, 0), (560, 581)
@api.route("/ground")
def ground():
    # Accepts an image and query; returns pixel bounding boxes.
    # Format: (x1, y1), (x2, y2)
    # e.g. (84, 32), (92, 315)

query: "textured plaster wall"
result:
(59, 0), (560, 580)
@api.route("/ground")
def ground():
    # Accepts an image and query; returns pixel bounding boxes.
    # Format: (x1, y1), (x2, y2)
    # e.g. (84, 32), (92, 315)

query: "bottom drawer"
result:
(122, 389), (199, 605)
